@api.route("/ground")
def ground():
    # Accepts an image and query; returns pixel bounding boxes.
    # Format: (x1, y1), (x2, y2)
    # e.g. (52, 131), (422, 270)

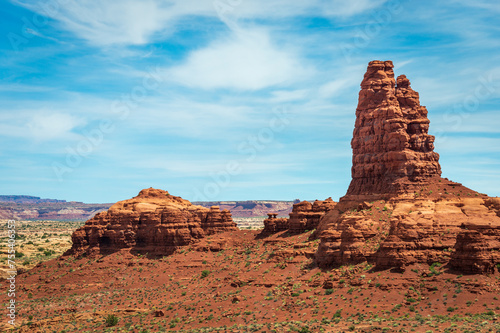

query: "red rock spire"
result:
(346, 60), (441, 197)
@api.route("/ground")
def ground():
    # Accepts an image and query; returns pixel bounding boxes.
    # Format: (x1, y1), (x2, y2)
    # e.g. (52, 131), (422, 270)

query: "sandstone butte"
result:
(66, 188), (237, 256)
(311, 60), (500, 274)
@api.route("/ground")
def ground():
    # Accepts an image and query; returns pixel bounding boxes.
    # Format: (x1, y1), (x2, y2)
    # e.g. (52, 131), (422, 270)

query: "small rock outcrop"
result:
(450, 198), (500, 273)
(288, 198), (336, 233)
(67, 188), (237, 256)
(315, 61), (500, 274)
(262, 198), (336, 234)
(262, 213), (289, 234)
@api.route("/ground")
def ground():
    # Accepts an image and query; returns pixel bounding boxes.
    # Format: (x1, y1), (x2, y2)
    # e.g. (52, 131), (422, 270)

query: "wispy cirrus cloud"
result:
(11, 0), (388, 46)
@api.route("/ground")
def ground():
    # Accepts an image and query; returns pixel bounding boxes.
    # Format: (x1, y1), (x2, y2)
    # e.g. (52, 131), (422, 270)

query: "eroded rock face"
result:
(67, 188), (237, 256)
(347, 60), (441, 198)
(315, 61), (500, 274)
(450, 198), (500, 274)
(262, 198), (336, 235)
(288, 198), (336, 233)
(262, 214), (289, 234)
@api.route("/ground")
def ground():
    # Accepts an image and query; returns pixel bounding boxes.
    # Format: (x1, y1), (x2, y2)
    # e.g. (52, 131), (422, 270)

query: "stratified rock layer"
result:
(315, 61), (500, 274)
(67, 188), (237, 256)
(262, 198), (336, 234)
(288, 198), (336, 233)
(450, 198), (500, 274)
(262, 214), (289, 234)
(347, 61), (441, 198)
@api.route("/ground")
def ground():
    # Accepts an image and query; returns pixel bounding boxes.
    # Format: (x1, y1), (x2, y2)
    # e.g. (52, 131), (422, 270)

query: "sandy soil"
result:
(1, 228), (499, 332)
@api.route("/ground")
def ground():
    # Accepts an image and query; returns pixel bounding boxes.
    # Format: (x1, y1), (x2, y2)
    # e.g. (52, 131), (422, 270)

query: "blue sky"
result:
(1, 0), (499, 203)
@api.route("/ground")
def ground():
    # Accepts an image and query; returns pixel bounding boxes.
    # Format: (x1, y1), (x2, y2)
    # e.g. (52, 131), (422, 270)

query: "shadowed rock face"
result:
(315, 61), (500, 274)
(66, 188), (237, 256)
(347, 60), (441, 198)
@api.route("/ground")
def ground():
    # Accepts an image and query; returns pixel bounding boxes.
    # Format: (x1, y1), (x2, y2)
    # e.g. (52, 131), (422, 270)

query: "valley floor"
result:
(1, 230), (500, 332)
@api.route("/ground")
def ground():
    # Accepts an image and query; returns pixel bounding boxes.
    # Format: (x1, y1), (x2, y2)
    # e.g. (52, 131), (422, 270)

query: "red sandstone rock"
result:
(66, 188), (237, 256)
(288, 198), (336, 233)
(315, 61), (500, 274)
(347, 60), (441, 198)
(262, 198), (336, 234)
(262, 213), (289, 234)
(450, 199), (500, 274)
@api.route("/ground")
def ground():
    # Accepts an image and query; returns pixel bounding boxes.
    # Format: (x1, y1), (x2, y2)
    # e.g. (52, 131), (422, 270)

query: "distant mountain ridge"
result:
(0, 195), (67, 203)
(193, 200), (298, 217)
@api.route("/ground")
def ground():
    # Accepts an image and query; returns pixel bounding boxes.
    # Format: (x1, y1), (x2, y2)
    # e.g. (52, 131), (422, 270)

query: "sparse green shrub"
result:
(105, 314), (119, 327)
(332, 309), (342, 319)
(392, 304), (402, 312)
(429, 262), (442, 276)
(169, 317), (180, 328)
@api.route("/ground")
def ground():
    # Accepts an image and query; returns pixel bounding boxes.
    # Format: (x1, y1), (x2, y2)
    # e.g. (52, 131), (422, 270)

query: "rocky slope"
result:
(314, 60), (500, 274)
(8, 228), (500, 332)
(66, 188), (237, 256)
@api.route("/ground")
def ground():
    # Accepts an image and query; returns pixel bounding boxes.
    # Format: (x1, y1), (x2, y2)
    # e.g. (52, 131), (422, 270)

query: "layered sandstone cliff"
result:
(67, 188), (237, 256)
(315, 61), (500, 274)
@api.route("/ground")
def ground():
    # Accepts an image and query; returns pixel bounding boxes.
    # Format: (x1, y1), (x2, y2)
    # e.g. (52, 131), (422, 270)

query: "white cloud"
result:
(25, 27), (60, 43)
(450, 0), (500, 13)
(318, 0), (388, 17)
(167, 29), (313, 90)
(12, 0), (388, 46)
(269, 89), (310, 102)
(318, 77), (359, 99)
(27, 113), (84, 141)
(13, 0), (182, 45)
(216, 0), (388, 20)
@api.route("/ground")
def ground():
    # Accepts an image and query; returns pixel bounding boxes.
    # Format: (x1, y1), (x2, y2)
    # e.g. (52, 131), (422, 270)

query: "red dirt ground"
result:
(2, 229), (500, 332)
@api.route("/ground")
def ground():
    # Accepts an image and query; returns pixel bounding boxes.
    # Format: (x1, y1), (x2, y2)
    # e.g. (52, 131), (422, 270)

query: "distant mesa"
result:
(66, 188), (238, 256)
(0, 195), (67, 203)
(0, 195), (110, 221)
